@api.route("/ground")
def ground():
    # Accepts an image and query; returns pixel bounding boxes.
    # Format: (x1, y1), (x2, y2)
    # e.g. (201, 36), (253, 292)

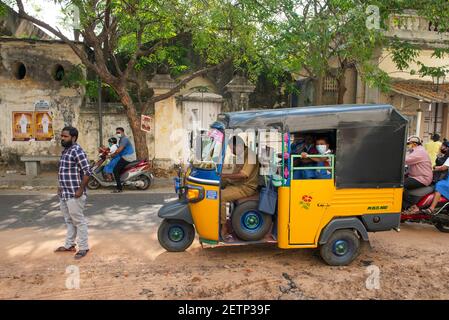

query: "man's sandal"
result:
(422, 208), (436, 215)
(74, 249), (89, 260)
(54, 245), (76, 252)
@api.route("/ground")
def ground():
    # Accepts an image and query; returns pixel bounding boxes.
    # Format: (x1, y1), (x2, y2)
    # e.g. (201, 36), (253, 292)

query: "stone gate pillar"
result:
(147, 73), (181, 169)
(224, 75), (256, 111)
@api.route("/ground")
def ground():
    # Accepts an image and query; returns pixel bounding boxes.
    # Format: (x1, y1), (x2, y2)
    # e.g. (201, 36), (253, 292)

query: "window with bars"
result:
(324, 76), (338, 92)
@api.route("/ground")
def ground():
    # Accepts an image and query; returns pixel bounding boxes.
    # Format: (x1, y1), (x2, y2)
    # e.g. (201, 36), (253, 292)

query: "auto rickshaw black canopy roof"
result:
(218, 104), (408, 189)
(218, 104), (407, 131)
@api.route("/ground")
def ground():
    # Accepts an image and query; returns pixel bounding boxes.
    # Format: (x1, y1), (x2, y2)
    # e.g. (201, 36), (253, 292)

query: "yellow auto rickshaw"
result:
(158, 104), (407, 265)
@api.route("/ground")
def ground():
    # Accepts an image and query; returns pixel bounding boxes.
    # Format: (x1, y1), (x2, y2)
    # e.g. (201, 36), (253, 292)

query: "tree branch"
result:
(15, 1), (95, 71)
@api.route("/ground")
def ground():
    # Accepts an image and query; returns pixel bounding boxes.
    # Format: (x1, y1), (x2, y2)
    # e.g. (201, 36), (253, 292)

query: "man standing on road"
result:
(55, 127), (92, 259)
(109, 127), (136, 193)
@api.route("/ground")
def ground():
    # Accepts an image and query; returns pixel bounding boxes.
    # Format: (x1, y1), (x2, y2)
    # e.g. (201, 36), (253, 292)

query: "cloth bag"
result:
(258, 176), (278, 215)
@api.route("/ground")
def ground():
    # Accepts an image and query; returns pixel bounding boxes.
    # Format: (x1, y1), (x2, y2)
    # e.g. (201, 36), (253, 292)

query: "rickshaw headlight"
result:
(185, 186), (204, 202)
(186, 189), (199, 200)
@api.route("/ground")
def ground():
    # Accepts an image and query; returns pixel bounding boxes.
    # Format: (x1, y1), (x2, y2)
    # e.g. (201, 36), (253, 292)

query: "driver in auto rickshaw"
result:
(220, 136), (259, 240)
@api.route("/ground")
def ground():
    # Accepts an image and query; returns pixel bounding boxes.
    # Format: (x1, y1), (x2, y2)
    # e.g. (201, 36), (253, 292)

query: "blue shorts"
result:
(104, 156), (120, 174)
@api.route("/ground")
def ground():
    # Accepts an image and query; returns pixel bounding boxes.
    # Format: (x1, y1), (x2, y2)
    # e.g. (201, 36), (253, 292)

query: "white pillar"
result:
(416, 109), (422, 138)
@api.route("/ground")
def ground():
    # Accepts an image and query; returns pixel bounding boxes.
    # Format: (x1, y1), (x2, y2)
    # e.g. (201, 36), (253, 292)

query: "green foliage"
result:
(266, 0), (394, 94)
(0, 2), (7, 17)
(61, 64), (117, 101)
(389, 38), (419, 71)
(415, 62), (449, 79)
(51, 0), (272, 88)
(62, 64), (97, 98)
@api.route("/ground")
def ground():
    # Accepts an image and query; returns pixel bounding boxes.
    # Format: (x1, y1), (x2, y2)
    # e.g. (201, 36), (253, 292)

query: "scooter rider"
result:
(109, 127), (136, 193)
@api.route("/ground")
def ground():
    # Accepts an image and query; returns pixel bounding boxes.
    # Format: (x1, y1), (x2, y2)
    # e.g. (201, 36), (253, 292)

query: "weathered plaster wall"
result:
(379, 48), (449, 81)
(153, 94), (183, 168)
(0, 39), (83, 164)
(78, 104), (154, 161)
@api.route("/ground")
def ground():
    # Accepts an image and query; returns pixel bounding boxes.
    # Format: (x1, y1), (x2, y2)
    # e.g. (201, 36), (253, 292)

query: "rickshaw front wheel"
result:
(319, 229), (360, 266)
(158, 219), (195, 252)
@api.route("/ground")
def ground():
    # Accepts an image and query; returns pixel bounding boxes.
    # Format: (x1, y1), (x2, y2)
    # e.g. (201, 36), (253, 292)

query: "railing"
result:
(388, 14), (436, 33)
(290, 154), (335, 180)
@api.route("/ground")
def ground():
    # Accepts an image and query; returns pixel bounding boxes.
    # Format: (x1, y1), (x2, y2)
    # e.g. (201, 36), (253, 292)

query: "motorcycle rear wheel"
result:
(136, 175), (152, 190)
(87, 177), (101, 190)
(435, 221), (449, 233)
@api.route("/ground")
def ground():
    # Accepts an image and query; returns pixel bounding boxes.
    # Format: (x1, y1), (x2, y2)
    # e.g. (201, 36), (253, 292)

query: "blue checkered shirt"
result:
(58, 143), (92, 200)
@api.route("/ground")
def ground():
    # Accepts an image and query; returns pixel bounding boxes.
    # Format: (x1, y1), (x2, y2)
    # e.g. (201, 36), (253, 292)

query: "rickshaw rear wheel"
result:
(231, 201), (273, 241)
(158, 219), (195, 252)
(319, 229), (360, 266)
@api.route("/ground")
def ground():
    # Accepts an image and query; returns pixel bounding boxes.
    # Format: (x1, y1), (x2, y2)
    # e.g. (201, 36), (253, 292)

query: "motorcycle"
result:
(401, 185), (449, 233)
(87, 155), (154, 190)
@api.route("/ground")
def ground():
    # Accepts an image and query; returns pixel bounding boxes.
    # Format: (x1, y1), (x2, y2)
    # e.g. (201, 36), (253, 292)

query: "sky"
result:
(21, 0), (74, 39)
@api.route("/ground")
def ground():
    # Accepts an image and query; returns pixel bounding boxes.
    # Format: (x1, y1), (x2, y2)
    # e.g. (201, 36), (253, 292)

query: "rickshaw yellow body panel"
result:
(277, 180), (403, 248)
(187, 182), (220, 241)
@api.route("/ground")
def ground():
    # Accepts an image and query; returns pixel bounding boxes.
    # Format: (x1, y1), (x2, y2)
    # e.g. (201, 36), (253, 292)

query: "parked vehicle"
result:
(87, 156), (153, 190)
(157, 104), (407, 266)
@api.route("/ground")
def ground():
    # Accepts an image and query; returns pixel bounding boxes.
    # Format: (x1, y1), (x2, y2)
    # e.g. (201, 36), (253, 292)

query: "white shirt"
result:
(109, 144), (118, 154)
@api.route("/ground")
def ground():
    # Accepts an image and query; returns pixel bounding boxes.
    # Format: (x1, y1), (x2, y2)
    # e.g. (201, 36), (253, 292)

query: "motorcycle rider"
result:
(109, 127), (136, 193)
(402, 136), (433, 214)
(433, 141), (449, 182)
(422, 150), (449, 215)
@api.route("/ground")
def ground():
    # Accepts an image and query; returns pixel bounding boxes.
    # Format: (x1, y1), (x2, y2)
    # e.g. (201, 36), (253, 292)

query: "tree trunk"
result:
(314, 75), (324, 105)
(337, 70), (347, 104)
(117, 89), (149, 160)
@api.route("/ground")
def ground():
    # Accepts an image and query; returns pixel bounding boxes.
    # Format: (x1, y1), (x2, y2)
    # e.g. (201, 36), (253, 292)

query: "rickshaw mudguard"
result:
(318, 217), (369, 245)
(158, 199), (193, 225)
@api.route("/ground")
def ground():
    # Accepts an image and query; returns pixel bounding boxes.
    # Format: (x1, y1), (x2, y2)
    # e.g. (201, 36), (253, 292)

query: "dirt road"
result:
(1, 221), (449, 300)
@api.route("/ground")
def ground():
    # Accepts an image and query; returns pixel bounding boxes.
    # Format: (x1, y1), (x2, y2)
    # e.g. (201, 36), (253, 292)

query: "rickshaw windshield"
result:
(193, 129), (223, 169)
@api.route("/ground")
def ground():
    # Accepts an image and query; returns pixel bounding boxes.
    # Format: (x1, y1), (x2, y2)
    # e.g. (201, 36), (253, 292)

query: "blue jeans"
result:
(293, 163), (317, 180)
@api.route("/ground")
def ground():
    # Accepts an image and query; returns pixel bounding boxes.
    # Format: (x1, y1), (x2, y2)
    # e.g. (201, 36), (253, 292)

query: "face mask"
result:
(108, 143), (113, 147)
(116, 133), (122, 138)
(61, 140), (73, 148)
(316, 145), (327, 154)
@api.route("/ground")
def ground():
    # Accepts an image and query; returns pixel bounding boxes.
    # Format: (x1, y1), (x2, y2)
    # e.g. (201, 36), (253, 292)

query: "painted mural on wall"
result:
(12, 111), (54, 141)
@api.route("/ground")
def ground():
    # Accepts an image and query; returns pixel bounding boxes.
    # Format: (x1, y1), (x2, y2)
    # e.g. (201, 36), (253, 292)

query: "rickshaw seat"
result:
(235, 193), (259, 205)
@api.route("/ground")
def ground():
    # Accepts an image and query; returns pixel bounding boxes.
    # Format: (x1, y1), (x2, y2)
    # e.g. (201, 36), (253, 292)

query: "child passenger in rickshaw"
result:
(292, 135), (333, 179)
(291, 134), (318, 179)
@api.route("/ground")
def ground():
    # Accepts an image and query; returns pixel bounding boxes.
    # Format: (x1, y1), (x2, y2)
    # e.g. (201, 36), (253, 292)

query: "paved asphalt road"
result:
(0, 192), (178, 231)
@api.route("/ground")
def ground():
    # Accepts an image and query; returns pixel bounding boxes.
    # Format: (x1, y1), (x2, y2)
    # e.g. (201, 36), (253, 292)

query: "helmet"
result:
(407, 135), (422, 145)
